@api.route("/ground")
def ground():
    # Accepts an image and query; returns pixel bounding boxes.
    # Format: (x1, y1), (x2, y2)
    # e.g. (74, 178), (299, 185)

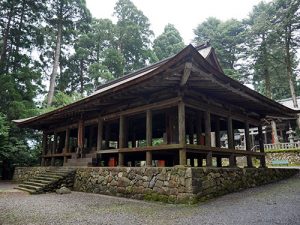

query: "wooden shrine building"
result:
(14, 44), (298, 168)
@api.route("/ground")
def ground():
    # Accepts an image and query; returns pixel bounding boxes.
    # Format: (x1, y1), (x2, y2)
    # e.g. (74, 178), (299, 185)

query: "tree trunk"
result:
(80, 59), (84, 96)
(0, 3), (14, 74)
(271, 120), (279, 144)
(284, 26), (300, 129)
(13, 0), (26, 72)
(47, 21), (62, 106)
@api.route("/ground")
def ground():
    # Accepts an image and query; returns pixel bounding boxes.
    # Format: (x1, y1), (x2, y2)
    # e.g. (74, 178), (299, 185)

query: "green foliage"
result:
(193, 17), (246, 82)
(153, 24), (185, 61)
(114, 0), (154, 72)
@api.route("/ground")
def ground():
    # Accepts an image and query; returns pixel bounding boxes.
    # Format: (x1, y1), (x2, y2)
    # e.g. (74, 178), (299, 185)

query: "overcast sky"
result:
(86, 0), (265, 44)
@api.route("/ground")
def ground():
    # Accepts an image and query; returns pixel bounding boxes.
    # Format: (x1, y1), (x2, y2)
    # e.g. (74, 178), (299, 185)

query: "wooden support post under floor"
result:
(118, 115), (126, 166)
(178, 101), (186, 166)
(41, 132), (47, 166)
(204, 111), (212, 166)
(258, 124), (266, 167)
(97, 117), (103, 151)
(227, 117), (236, 166)
(146, 109), (153, 166)
(64, 128), (70, 163)
(196, 112), (202, 145)
(245, 120), (253, 167)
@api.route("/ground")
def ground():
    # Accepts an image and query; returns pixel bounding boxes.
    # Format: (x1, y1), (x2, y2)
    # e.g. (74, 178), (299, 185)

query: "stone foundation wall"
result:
(191, 168), (297, 202)
(74, 167), (194, 203)
(266, 150), (300, 165)
(13, 166), (298, 203)
(73, 167), (298, 204)
(13, 167), (52, 182)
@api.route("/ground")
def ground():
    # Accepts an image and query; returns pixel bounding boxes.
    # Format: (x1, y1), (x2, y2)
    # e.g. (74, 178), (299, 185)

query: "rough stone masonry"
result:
(13, 166), (298, 204)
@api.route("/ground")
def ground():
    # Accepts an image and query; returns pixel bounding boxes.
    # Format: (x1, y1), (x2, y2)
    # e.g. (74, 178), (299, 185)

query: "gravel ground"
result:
(0, 173), (299, 225)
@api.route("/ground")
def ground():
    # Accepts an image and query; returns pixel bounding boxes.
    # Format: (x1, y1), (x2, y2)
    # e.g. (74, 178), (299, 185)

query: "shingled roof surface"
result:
(13, 44), (298, 128)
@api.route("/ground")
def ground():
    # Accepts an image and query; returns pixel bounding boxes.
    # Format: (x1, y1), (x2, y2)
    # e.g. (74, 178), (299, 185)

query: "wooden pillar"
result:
(64, 128), (70, 164)
(227, 117), (234, 149)
(97, 117), (103, 151)
(215, 116), (221, 148)
(258, 124), (266, 167)
(204, 111), (211, 147)
(178, 101), (186, 165)
(198, 157), (203, 167)
(229, 154), (236, 167)
(204, 111), (212, 166)
(146, 109), (153, 166)
(64, 128), (70, 153)
(206, 152), (212, 167)
(188, 118), (194, 144)
(78, 120), (84, 149)
(88, 126), (93, 149)
(104, 124), (110, 149)
(41, 132), (47, 166)
(217, 157), (222, 167)
(196, 112), (202, 145)
(118, 115), (126, 166)
(53, 132), (57, 154)
(245, 121), (253, 167)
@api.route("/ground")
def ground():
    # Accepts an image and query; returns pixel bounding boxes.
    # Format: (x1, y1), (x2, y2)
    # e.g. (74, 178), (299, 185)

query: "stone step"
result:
(33, 176), (58, 182)
(14, 186), (37, 194)
(38, 174), (63, 179)
(19, 183), (42, 191)
(28, 179), (51, 184)
(23, 181), (46, 187)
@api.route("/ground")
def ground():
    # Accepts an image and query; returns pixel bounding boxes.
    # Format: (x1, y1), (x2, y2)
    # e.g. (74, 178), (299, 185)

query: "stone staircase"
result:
(64, 152), (98, 167)
(15, 167), (76, 194)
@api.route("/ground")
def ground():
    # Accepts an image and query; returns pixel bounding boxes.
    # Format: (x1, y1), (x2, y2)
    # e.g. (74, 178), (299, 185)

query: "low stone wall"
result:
(13, 167), (52, 182)
(266, 150), (300, 165)
(191, 168), (297, 202)
(74, 167), (298, 204)
(74, 167), (194, 203)
(13, 166), (298, 203)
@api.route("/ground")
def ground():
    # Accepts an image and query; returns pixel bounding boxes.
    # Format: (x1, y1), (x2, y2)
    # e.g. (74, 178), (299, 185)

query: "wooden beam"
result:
(206, 151), (212, 167)
(146, 110), (152, 146)
(78, 120), (84, 149)
(227, 117), (234, 149)
(41, 133), (47, 166)
(118, 153), (124, 167)
(245, 120), (253, 167)
(119, 115), (126, 148)
(215, 116), (221, 148)
(180, 62), (192, 86)
(178, 101), (186, 145)
(216, 157), (222, 167)
(196, 112), (202, 145)
(63, 128), (70, 164)
(97, 117), (103, 151)
(146, 151), (152, 166)
(204, 111), (211, 147)
(104, 124), (110, 149)
(185, 97), (260, 126)
(53, 132), (57, 154)
(179, 149), (187, 166)
(258, 124), (266, 167)
(188, 117), (194, 144)
(146, 109), (153, 166)
(64, 128), (70, 153)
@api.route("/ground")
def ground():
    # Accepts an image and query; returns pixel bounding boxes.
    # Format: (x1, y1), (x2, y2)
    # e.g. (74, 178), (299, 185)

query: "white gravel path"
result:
(0, 173), (299, 225)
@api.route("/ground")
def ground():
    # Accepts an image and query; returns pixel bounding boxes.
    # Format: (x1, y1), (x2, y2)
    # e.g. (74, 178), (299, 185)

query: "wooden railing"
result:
(264, 142), (300, 150)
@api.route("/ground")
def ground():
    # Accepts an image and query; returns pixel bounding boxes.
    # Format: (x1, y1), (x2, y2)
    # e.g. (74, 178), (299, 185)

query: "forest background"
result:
(0, 0), (299, 178)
